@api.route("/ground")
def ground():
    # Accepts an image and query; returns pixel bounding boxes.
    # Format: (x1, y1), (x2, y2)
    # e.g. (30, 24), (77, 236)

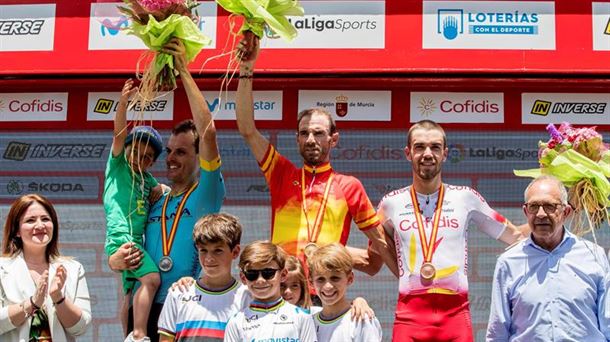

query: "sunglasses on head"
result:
(242, 268), (279, 282)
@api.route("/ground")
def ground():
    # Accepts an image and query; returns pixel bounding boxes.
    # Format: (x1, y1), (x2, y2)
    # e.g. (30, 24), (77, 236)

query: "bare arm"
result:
(236, 31), (269, 164)
(497, 221), (527, 245)
(49, 265), (85, 332)
(160, 335), (175, 342)
(346, 245), (383, 276)
(363, 225), (399, 277)
(162, 38), (219, 162)
(111, 79), (137, 157)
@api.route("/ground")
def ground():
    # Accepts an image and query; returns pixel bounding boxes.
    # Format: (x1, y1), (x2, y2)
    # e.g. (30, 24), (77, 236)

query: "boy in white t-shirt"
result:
(224, 241), (317, 342)
(306, 243), (382, 342)
(157, 213), (250, 341)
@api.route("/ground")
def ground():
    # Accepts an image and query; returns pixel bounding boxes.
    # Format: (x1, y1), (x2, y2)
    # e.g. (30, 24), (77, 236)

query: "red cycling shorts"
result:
(392, 293), (474, 342)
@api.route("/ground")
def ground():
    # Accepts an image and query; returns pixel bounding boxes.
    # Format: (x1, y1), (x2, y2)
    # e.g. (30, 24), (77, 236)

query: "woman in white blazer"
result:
(0, 194), (91, 341)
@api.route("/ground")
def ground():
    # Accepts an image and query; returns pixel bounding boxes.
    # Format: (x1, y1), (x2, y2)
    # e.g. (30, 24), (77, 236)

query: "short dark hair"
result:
(172, 119), (199, 153)
(407, 120), (447, 148)
(296, 108), (337, 134)
(3, 194), (60, 262)
(193, 213), (242, 250)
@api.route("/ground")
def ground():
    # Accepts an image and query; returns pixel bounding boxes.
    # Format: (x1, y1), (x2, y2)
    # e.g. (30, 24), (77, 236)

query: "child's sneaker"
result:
(124, 332), (151, 342)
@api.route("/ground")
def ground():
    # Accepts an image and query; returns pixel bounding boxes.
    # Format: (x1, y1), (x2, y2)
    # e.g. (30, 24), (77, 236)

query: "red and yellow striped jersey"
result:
(259, 144), (379, 259)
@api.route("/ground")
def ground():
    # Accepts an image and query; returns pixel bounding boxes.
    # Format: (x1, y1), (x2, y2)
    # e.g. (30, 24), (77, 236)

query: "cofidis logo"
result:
(423, 1), (555, 50)
(0, 93), (68, 121)
(410, 92), (504, 123)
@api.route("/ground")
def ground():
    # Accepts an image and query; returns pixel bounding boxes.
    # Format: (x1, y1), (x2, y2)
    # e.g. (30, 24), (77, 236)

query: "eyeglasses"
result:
(523, 202), (564, 215)
(242, 268), (279, 282)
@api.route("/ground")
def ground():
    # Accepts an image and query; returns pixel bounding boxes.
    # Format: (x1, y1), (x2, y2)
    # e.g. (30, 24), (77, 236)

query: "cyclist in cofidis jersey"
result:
(377, 120), (527, 342)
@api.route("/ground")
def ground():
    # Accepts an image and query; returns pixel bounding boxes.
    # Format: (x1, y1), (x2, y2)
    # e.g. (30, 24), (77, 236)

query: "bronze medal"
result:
(420, 262), (436, 281)
(409, 184), (445, 283)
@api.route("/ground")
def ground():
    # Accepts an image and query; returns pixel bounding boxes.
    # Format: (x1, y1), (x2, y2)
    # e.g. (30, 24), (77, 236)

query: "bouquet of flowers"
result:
(118, 0), (210, 96)
(514, 123), (610, 235)
(215, 0), (304, 42)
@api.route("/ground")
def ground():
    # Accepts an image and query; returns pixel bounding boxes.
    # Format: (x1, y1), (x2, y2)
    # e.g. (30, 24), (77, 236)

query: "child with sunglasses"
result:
(224, 241), (317, 342)
(156, 213), (250, 341)
(306, 243), (382, 342)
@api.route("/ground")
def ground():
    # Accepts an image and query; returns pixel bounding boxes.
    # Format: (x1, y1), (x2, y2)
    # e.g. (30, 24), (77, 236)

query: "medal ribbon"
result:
(161, 182), (198, 257)
(301, 168), (334, 243)
(409, 184), (445, 263)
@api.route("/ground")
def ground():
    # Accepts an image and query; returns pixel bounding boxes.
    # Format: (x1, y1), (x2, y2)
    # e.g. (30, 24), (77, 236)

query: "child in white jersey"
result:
(224, 241), (317, 342)
(157, 213), (250, 341)
(306, 243), (382, 342)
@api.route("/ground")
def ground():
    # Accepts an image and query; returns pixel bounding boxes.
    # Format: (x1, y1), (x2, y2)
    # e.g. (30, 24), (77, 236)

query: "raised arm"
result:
(111, 79), (137, 157)
(162, 38), (219, 162)
(236, 31), (270, 164)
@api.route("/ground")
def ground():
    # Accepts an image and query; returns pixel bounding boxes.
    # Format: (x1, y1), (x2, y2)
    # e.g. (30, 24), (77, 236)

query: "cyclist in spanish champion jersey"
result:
(234, 32), (397, 277)
(377, 120), (527, 341)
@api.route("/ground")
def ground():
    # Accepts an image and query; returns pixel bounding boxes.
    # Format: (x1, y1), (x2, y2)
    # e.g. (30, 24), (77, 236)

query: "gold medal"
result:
(420, 262), (436, 281)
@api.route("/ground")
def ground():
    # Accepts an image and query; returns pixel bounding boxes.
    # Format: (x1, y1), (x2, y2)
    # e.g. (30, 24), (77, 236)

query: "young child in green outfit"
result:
(103, 79), (163, 342)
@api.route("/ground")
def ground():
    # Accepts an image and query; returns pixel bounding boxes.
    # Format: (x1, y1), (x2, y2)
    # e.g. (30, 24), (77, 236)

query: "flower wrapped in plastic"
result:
(514, 123), (610, 235)
(215, 0), (304, 42)
(118, 0), (210, 96)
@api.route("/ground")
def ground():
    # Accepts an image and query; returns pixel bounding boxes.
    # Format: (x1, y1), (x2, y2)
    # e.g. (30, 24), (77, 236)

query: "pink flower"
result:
(138, 0), (184, 11)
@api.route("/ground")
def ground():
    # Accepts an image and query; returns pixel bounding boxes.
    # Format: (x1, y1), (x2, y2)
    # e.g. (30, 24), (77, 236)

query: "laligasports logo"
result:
(437, 8), (539, 41)
(447, 144), (465, 163)
(265, 16), (377, 37)
(530, 100), (606, 116)
(261, 1), (384, 49)
(3, 141), (106, 161)
(417, 98), (436, 116)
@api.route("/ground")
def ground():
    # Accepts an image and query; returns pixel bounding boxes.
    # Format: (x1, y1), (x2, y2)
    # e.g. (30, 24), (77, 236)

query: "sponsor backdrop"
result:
(1, 129), (609, 341)
(5, 0), (610, 73)
(2, 1), (610, 341)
